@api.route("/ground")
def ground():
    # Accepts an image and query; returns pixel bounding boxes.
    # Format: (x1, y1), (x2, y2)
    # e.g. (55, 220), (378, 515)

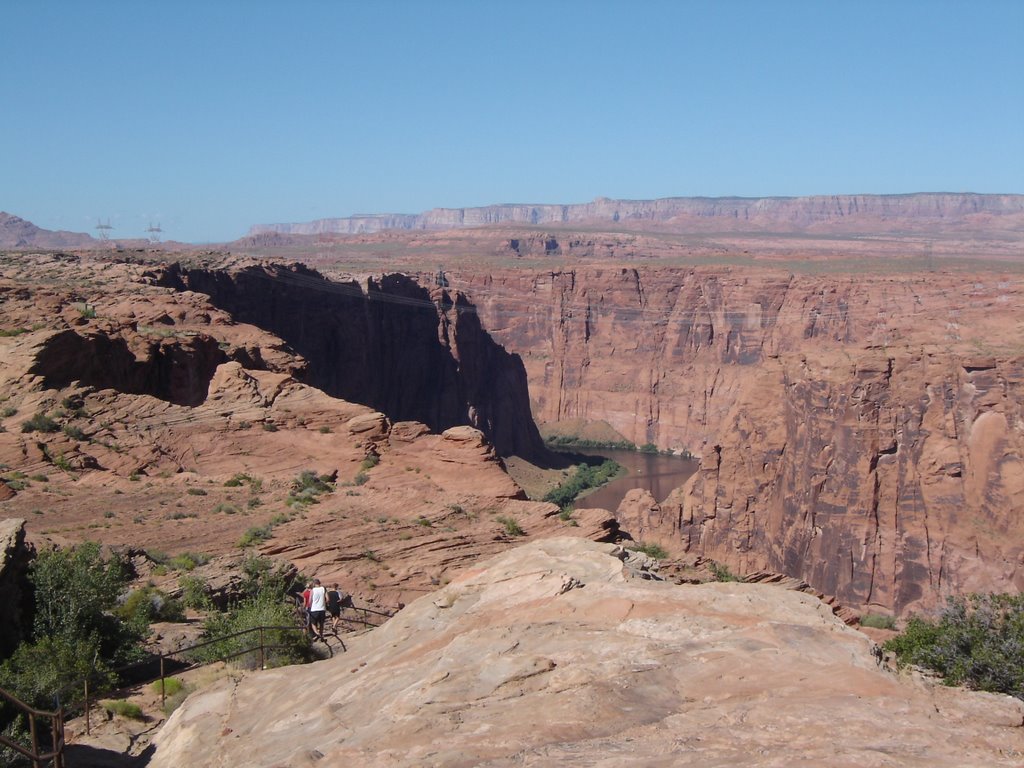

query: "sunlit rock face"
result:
(151, 538), (1024, 768)
(461, 266), (1024, 614)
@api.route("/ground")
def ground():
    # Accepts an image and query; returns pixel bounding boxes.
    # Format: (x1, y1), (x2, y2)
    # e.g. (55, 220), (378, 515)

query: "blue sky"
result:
(2, 1), (1022, 243)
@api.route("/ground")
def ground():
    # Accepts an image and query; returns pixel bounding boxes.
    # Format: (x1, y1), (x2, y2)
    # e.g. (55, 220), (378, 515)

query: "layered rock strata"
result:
(158, 263), (546, 460)
(458, 266), (1024, 613)
(253, 192), (1024, 236)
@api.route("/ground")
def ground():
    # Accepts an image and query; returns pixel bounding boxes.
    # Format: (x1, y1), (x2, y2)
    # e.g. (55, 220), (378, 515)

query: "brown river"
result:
(563, 448), (700, 512)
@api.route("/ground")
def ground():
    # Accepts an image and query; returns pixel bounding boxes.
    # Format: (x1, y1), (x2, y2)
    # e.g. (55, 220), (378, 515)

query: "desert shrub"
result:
(360, 453), (379, 471)
(884, 594), (1024, 700)
(708, 561), (740, 582)
(638, 442), (660, 454)
(116, 586), (185, 625)
(1, 406), (18, 417)
(261, 421), (278, 432)
(318, 425), (331, 434)
(544, 435), (637, 451)
(289, 470), (334, 504)
(169, 552), (209, 571)
(179, 575), (213, 610)
(62, 425), (87, 440)
(238, 525), (273, 548)
(191, 556), (307, 669)
(861, 613), (897, 630)
(28, 474), (48, 483)
(352, 471), (369, 486)
(496, 516), (525, 537)
(151, 677), (184, 697)
(101, 699), (143, 720)
(20, 413), (59, 434)
(224, 473), (251, 487)
(628, 542), (668, 560)
(187, 487), (207, 496)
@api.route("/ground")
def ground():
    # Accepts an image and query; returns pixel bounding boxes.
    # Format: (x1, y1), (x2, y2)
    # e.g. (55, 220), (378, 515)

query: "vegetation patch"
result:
(543, 458), (623, 509)
(101, 699), (144, 720)
(860, 613), (897, 630)
(628, 541), (668, 560)
(884, 593), (1024, 700)
(20, 412), (59, 434)
(708, 561), (740, 582)
(496, 515), (525, 537)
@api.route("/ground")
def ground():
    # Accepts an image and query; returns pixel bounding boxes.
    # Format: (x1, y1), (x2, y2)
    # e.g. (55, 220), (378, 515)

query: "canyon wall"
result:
(252, 193), (1024, 236)
(458, 266), (1024, 612)
(160, 264), (546, 461)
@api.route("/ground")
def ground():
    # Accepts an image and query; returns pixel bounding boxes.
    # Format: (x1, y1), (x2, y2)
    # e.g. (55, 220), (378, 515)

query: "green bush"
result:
(238, 525), (273, 548)
(116, 586), (186, 625)
(150, 677), (184, 697)
(169, 552), (209, 571)
(0, 543), (143, 720)
(884, 594), (1024, 700)
(20, 413), (59, 434)
(496, 516), (525, 537)
(708, 561), (740, 582)
(628, 542), (668, 560)
(62, 425), (87, 440)
(179, 575), (213, 610)
(861, 613), (897, 630)
(102, 699), (143, 720)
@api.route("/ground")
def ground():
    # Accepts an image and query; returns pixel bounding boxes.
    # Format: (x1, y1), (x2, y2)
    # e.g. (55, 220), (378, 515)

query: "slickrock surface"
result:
(151, 537), (1024, 768)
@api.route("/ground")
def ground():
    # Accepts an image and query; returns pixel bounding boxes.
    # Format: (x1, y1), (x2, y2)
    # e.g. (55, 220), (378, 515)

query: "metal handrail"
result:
(0, 685), (65, 768)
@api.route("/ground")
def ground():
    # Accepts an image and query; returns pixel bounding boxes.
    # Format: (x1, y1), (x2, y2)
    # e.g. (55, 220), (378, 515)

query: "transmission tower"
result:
(146, 222), (163, 244)
(95, 219), (113, 241)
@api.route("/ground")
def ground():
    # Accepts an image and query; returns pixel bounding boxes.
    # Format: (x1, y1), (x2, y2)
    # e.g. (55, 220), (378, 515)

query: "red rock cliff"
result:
(458, 266), (1024, 612)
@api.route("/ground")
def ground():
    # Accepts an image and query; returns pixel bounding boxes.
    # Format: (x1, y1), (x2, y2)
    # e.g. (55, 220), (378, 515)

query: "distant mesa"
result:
(250, 192), (1024, 237)
(0, 212), (95, 249)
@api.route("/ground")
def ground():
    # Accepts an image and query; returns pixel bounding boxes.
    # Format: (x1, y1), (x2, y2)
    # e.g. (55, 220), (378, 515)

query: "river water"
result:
(561, 448), (700, 512)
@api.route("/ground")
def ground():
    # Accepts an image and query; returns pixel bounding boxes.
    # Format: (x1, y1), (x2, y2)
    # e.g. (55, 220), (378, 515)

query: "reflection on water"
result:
(562, 447), (699, 512)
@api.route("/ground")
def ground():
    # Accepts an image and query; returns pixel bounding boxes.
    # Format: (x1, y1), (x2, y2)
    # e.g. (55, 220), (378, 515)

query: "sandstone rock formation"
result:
(0, 518), (33, 658)
(0, 252), (598, 610)
(157, 263), (547, 461)
(252, 193), (1024, 236)
(457, 265), (1024, 614)
(151, 537), (1024, 768)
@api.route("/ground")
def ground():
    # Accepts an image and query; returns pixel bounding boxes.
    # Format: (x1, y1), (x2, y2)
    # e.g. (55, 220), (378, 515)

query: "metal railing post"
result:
(55, 704), (66, 768)
(159, 653), (166, 707)
(83, 676), (90, 736)
(259, 626), (266, 670)
(28, 711), (40, 768)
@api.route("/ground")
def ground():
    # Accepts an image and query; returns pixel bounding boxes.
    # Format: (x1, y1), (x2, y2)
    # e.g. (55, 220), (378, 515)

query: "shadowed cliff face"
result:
(30, 329), (226, 407)
(159, 264), (546, 461)
(459, 266), (1024, 613)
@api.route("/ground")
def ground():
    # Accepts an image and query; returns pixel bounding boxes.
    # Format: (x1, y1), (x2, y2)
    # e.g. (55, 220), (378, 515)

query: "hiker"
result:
(301, 582), (313, 634)
(326, 583), (347, 633)
(308, 578), (328, 642)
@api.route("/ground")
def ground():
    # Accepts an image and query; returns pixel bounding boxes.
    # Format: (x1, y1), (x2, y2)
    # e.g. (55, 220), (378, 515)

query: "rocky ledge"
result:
(152, 538), (1024, 767)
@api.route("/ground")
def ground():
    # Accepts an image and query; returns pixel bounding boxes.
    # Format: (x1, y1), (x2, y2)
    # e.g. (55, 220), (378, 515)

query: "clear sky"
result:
(2, 0), (1022, 243)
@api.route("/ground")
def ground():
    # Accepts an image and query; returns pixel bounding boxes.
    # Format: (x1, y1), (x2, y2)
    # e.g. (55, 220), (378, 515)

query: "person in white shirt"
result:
(308, 578), (328, 641)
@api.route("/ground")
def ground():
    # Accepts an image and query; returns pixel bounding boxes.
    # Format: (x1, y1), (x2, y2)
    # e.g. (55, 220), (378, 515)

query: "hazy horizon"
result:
(2, 1), (1021, 243)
